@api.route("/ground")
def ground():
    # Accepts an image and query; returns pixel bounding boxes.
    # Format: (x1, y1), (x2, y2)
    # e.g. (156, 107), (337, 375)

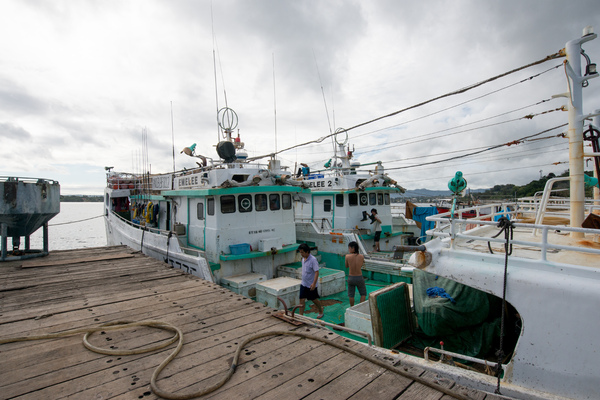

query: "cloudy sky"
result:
(2, 0), (600, 195)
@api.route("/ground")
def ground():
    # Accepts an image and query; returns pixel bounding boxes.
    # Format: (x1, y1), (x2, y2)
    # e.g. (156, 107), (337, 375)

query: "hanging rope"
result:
(49, 215), (104, 226)
(492, 216), (514, 395)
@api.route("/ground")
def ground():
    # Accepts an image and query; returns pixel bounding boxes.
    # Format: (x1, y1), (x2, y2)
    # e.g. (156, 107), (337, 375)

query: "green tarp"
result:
(411, 269), (502, 359)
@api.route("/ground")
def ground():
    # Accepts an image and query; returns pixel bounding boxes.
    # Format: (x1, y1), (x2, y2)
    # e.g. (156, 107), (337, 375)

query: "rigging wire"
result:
(382, 138), (568, 166)
(351, 64), (563, 141)
(357, 106), (565, 155)
(341, 52), (565, 134)
(400, 161), (566, 185)
(246, 51), (565, 162)
(380, 123), (567, 172)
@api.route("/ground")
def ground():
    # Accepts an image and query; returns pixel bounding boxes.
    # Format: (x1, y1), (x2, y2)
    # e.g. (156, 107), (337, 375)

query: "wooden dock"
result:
(0, 246), (498, 400)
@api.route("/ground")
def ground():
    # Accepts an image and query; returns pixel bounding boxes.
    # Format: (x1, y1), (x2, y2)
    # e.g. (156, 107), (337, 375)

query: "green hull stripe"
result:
(219, 243), (299, 261)
(164, 186), (307, 197)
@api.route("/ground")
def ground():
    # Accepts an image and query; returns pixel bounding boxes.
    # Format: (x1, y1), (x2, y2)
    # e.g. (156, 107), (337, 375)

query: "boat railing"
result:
(108, 210), (206, 258)
(294, 217), (333, 234)
(426, 203), (600, 261)
(1, 176), (60, 185)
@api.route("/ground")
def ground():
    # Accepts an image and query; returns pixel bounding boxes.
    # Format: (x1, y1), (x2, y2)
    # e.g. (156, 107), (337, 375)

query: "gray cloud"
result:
(0, 122), (33, 140)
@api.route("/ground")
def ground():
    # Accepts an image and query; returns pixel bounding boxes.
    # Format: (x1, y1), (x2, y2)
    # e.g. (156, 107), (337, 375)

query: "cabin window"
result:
(207, 198), (215, 215)
(348, 193), (358, 206)
(336, 194), (344, 207)
(384, 193), (390, 205)
(232, 174), (249, 183)
(255, 194), (267, 211)
(378, 193), (384, 205)
(359, 193), (368, 206)
(282, 193), (292, 210)
(269, 194), (280, 210)
(220, 195), (236, 214)
(238, 194), (253, 213)
(197, 202), (204, 220)
(324, 199), (332, 212)
(369, 193), (376, 205)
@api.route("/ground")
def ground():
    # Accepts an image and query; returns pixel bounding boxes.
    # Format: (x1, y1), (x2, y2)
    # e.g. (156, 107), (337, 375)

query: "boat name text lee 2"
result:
(307, 180), (332, 188)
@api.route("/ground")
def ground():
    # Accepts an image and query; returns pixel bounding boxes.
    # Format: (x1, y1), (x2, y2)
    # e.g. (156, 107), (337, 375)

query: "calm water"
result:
(29, 202), (107, 251)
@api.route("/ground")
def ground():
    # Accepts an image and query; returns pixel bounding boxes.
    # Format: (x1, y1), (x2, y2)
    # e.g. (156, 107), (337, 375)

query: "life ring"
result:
(240, 197), (251, 211)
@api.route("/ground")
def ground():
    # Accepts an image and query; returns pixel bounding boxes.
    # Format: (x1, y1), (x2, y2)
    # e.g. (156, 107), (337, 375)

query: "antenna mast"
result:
(171, 101), (175, 173)
(273, 53), (278, 157)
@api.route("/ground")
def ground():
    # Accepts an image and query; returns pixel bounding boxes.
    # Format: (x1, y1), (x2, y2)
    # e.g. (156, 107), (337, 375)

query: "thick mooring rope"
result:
(1, 321), (472, 400)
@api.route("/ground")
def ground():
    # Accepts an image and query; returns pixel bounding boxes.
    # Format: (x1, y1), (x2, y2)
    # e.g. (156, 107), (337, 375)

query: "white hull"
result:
(105, 211), (214, 281)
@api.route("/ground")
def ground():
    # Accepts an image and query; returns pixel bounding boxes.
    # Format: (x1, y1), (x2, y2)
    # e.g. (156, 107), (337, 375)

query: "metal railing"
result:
(426, 203), (600, 261)
(108, 210), (206, 258)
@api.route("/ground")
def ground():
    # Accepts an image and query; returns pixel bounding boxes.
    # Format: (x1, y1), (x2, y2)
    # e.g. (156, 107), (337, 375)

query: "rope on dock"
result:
(1, 321), (473, 400)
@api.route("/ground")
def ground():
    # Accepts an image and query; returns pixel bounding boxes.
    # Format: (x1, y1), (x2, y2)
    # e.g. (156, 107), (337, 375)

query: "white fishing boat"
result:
(293, 131), (421, 279)
(104, 108), (306, 288)
(102, 27), (600, 399)
(331, 27), (600, 400)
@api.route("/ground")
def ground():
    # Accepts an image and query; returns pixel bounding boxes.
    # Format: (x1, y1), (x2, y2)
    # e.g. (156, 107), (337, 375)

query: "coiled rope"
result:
(0, 321), (473, 400)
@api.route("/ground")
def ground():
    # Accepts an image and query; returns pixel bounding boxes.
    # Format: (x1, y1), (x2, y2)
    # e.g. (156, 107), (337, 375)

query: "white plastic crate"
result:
(221, 273), (267, 298)
(317, 268), (346, 296)
(255, 277), (301, 309)
(258, 238), (282, 252)
(344, 300), (374, 339)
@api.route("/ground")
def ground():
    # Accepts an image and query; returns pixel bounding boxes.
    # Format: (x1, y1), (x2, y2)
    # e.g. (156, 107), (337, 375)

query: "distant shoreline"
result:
(61, 195), (103, 202)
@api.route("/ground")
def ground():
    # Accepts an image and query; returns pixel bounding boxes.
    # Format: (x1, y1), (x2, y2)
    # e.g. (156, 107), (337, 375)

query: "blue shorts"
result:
(347, 275), (367, 298)
(300, 284), (320, 300)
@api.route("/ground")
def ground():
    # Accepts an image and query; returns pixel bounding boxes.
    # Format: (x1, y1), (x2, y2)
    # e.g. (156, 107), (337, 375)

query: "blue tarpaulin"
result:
(411, 206), (437, 240)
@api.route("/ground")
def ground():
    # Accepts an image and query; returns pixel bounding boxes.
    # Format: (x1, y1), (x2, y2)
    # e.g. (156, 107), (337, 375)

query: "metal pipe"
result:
(291, 314), (373, 346)
(424, 347), (502, 369)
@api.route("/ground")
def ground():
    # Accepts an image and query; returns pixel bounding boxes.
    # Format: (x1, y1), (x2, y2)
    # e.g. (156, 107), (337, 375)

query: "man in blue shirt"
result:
(298, 243), (324, 319)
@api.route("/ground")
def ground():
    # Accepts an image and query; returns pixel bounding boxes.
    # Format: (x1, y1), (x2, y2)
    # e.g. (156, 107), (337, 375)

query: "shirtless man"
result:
(345, 241), (367, 306)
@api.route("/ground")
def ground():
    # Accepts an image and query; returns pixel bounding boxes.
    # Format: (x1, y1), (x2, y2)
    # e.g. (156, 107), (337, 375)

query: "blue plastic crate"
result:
(229, 243), (251, 255)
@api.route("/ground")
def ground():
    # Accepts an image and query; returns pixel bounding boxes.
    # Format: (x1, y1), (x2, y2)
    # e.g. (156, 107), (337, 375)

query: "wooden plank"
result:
(19, 252), (136, 268)
(252, 345), (364, 400)
(1, 303), (280, 399)
(301, 360), (387, 400)
(1, 246), (491, 400)
(0, 298), (271, 383)
(396, 370), (455, 400)
(347, 369), (415, 399)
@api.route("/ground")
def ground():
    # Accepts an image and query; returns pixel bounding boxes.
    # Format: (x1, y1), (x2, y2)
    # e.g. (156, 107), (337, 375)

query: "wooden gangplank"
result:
(0, 246), (498, 400)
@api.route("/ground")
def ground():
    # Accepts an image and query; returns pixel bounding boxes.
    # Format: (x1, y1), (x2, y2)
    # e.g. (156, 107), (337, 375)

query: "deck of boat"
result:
(451, 223), (600, 267)
(1, 246), (500, 400)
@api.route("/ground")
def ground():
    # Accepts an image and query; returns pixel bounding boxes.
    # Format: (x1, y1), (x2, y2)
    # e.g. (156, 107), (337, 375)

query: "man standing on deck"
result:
(371, 208), (382, 252)
(345, 241), (367, 307)
(298, 243), (324, 319)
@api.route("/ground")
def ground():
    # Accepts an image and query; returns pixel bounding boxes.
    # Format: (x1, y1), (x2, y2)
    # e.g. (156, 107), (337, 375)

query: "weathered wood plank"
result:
(397, 370), (455, 400)
(0, 246), (491, 400)
(19, 252), (136, 268)
(346, 369), (415, 399)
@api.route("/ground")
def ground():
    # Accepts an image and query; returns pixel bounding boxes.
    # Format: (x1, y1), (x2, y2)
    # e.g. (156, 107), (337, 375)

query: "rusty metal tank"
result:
(0, 177), (60, 261)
